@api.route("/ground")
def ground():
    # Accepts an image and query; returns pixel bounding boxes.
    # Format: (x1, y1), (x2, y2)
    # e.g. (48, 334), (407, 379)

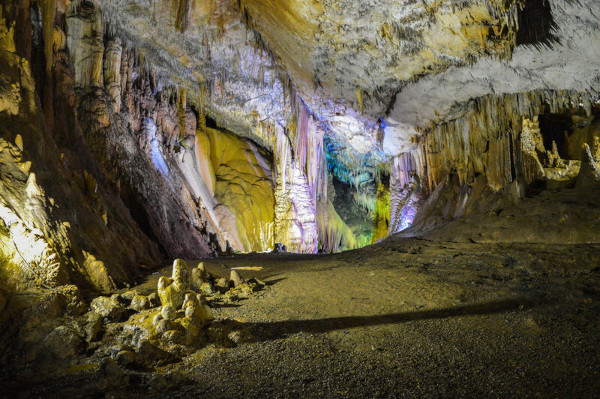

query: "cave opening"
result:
(330, 175), (375, 248)
(537, 111), (572, 158)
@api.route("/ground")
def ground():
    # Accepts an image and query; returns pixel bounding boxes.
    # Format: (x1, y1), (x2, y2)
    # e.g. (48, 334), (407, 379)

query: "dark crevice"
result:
(120, 186), (169, 258)
(516, 0), (559, 48)
(205, 114), (219, 129)
(538, 112), (571, 158)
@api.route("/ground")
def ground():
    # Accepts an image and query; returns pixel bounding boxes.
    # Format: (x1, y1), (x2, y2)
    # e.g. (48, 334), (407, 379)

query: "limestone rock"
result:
(182, 292), (211, 327)
(44, 326), (84, 359)
(152, 313), (163, 326)
(272, 243), (287, 253)
(156, 319), (179, 336)
(85, 313), (104, 342)
(147, 293), (161, 308)
(161, 305), (177, 321)
(592, 137), (600, 162)
(162, 329), (186, 345)
(130, 295), (150, 312)
(200, 282), (215, 295)
(229, 270), (243, 287)
(158, 259), (190, 309)
(90, 296), (127, 321)
(120, 290), (139, 304)
(190, 263), (208, 291)
(216, 278), (230, 290)
(576, 144), (600, 191)
(136, 340), (181, 366)
(99, 357), (126, 387)
(115, 350), (137, 369)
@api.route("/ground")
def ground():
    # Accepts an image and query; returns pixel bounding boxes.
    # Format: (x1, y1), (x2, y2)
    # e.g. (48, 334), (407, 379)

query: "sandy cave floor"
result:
(8, 236), (600, 398)
(4, 188), (600, 398)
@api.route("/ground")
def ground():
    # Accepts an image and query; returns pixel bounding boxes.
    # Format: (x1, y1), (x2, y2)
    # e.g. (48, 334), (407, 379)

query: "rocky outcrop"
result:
(158, 259), (190, 309)
(576, 144), (600, 191)
(387, 91), (600, 235)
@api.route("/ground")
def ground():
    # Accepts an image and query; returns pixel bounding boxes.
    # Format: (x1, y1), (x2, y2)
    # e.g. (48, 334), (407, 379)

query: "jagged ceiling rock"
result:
(92, 0), (600, 172)
(386, 0), (600, 152)
(241, 0), (522, 149)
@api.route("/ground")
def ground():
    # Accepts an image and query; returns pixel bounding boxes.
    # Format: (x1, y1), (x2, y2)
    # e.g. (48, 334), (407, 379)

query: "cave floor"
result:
(10, 237), (600, 398)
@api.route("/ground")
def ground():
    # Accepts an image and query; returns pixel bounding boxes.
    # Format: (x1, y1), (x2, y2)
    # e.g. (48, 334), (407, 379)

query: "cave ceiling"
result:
(94, 0), (600, 165)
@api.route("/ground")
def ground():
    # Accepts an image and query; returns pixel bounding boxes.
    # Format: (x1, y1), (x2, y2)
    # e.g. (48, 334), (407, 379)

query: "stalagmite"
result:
(158, 259), (190, 309)
(230, 270), (243, 287)
(576, 144), (600, 191)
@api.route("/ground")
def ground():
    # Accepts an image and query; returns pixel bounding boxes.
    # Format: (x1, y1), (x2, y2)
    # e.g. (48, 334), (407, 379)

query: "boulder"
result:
(156, 319), (180, 336)
(120, 290), (139, 304)
(162, 329), (186, 345)
(136, 339), (180, 366)
(229, 270), (243, 287)
(44, 326), (84, 359)
(161, 305), (177, 321)
(90, 296), (127, 321)
(147, 292), (160, 308)
(182, 292), (211, 327)
(216, 277), (230, 292)
(115, 350), (137, 369)
(190, 263), (208, 291)
(130, 295), (150, 312)
(99, 357), (128, 388)
(85, 313), (104, 342)
(200, 282), (215, 295)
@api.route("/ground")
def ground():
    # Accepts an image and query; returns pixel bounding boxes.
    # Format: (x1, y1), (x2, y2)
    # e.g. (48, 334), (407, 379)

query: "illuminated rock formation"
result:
(0, 0), (599, 293)
(158, 259), (190, 309)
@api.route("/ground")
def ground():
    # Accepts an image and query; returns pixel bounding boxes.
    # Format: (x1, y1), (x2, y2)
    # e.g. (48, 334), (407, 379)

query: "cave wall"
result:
(388, 90), (600, 236)
(0, 1), (162, 292)
(2, 0), (599, 293)
(1, 0), (364, 296)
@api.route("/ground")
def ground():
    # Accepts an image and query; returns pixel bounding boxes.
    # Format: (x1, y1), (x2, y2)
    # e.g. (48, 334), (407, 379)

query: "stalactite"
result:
(356, 86), (364, 115)
(40, 0), (56, 74)
(177, 87), (187, 141)
(174, 0), (190, 33)
(387, 89), (600, 237)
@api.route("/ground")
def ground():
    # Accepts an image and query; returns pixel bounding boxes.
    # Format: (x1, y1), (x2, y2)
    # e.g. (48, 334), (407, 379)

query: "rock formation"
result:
(576, 144), (600, 191)
(0, 0), (598, 291)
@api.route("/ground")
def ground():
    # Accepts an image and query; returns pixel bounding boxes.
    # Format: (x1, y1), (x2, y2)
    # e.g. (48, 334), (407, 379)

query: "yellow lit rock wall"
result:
(316, 199), (356, 253)
(204, 127), (275, 253)
(0, 1), (163, 292)
(372, 181), (390, 243)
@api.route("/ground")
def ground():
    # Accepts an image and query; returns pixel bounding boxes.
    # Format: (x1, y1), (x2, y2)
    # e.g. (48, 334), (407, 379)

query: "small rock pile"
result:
(81, 259), (264, 369)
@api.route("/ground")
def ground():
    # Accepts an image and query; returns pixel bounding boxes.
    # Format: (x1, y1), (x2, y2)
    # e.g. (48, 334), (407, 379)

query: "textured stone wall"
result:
(0, 1), (162, 292)
(388, 90), (600, 235)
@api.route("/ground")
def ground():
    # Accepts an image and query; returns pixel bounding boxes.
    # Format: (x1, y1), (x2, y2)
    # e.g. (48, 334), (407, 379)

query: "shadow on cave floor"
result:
(237, 295), (542, 342)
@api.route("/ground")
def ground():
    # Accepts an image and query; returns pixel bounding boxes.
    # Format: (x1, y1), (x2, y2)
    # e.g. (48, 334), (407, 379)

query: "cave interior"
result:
(0, 0), (600, 397)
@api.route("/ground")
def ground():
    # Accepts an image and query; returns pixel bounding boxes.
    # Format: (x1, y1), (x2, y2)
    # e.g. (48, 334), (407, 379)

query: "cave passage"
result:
(1, 0), (600, 397)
